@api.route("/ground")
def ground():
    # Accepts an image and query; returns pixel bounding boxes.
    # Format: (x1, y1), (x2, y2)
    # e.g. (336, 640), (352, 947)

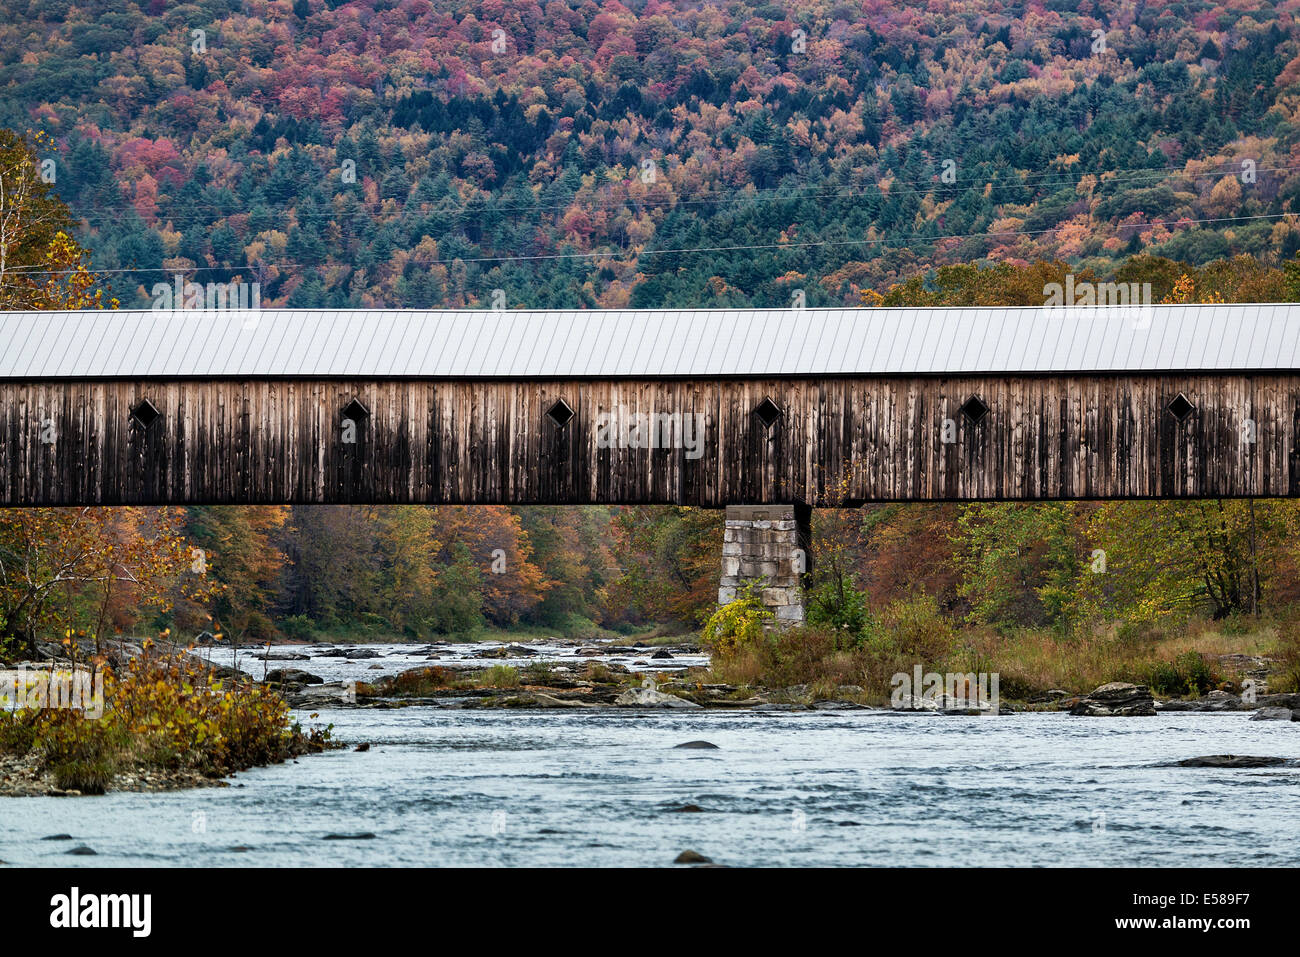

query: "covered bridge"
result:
(2, 303), (1297, 508)
(5, 302), (1298, 621)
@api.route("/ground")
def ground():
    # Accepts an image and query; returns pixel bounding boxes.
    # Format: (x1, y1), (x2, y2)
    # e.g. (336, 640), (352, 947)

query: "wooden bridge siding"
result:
(0, 375), (1294, 505)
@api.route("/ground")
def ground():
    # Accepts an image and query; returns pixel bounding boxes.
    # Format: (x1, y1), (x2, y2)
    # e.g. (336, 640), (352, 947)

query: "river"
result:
(3, 704), (1297, 866)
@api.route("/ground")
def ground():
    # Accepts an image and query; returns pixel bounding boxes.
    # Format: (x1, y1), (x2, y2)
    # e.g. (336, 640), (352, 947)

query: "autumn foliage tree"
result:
(0, 508), (189, 660)
(0, 129), (114, 310)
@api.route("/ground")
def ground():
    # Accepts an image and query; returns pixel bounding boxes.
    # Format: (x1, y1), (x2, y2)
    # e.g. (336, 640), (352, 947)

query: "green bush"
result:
(700, 586), (772, 657)
(480, 665), (519, 688)
(1145, 651), (1217, 696)
(278, 614), (316, 640)
(807, 580), (873, 643)
(876, 596), (956, 661)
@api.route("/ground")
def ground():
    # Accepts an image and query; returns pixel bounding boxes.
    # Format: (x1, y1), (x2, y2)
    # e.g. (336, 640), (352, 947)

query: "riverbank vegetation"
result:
(704, 597), (1298, 705)
(0, 643), (332, 795)
(702, 492), (1300, 701)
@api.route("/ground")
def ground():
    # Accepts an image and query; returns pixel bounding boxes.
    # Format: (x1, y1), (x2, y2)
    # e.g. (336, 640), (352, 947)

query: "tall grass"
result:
(708, 600), (1287, 702)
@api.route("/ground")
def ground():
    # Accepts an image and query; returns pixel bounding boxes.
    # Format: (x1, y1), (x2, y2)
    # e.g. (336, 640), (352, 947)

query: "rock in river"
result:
(1249, 707), (1296, 721)
(674, 849), (713, 864)
(263, 668), (324, 685)
(1177, 755), (1287, 768)
(1069, 682), (1156, 716)
(615, 687), (701, 709)
(674, 740), (719, 749)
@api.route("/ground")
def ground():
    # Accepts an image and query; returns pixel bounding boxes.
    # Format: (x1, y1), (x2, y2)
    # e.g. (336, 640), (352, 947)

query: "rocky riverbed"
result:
(4, 638), (1296, 799)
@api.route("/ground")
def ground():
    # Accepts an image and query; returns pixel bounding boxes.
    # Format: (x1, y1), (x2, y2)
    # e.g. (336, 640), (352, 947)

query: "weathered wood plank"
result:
(0, 375), (1296, 505)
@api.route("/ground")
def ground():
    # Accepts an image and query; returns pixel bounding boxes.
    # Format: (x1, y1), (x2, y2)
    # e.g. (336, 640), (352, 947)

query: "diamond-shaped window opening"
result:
(342, 398), (370, 421)
(1167, 392), (1195, 423)
(546, 398), (575, 429)
(959, 394), (989, 425)
(754, 396), (784, 429)
(130, 398), (161, 429)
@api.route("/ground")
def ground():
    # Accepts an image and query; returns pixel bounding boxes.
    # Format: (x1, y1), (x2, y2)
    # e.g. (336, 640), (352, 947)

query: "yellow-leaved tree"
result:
(0, 128), (116, 310)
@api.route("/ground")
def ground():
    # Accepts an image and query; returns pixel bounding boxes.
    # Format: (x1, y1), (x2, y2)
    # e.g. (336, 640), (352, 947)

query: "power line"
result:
(8, 211), (1293, 278)
(54, 159), (1291, 227)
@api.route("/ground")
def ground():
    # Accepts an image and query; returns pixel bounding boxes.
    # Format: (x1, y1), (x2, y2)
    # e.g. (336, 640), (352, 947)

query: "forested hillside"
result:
(4, 0), (1300, 307)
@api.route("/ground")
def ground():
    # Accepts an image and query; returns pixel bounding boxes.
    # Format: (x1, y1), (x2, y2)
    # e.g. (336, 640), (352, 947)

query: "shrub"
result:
(700, 587), (772, 657)
(479, 665), (519, 688)
(39, 709), (128, 794)
(0, 646), (332, 791)
(381, 665), (453, 696)
(1145, 651), (1218, 696)
(876, 596), (956, 661)
(1270, 616), (1300, 693)
(807, 580), (873, 640)
(519, 662), (556, 684)
(279, 615), (316, 641)
(759, 627), (861, 689)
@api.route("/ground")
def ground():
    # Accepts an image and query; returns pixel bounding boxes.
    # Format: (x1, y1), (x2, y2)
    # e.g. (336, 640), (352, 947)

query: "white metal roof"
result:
(1, 304), (1298, 378)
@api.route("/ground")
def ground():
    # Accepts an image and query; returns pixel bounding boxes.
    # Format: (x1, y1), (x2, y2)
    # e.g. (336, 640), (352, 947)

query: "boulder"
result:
(673, 850), (712, 864)
(1198, 689), (1243, 711)
(184, 655), (246, 681)
(344, 649), (380, 660)
(1249, 707), (1296, 722)
(263, 668), (324, 685)
(673, 740), (719, 749)
(892, 694), (941, 712)
(1258, 693), (1300, 709)
(1159, 691), (1246, 712)
(503, 692), (594, 709)
(1177, 755), (1287, 768)
(651, 649), (674, 659)
(1069, 682), (1156, 716)
(892, 693), (996, 713)
(614, 687), (701, 709)
(1029, 689), (1071, 704)
(285, 682), (357, 707)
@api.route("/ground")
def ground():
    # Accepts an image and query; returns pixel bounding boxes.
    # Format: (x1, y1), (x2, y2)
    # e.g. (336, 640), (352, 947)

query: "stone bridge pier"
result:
(718, 503), (812, 624)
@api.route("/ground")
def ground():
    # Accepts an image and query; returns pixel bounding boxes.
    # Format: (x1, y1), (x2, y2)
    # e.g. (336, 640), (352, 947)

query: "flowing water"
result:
(3, 705), (1297, 867)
